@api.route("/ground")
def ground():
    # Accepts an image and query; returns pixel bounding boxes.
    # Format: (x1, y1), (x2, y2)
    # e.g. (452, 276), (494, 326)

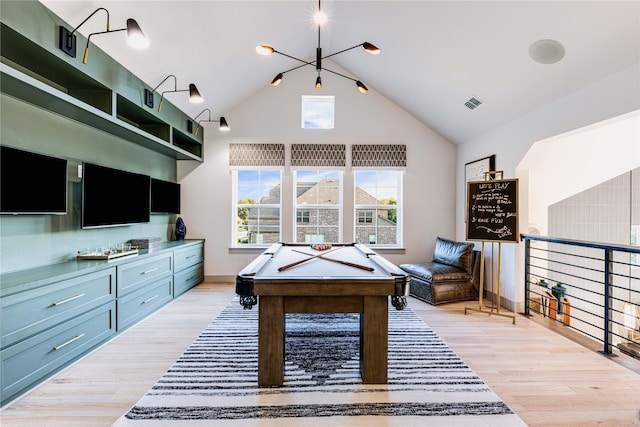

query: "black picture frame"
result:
(465, 155), (496, 183)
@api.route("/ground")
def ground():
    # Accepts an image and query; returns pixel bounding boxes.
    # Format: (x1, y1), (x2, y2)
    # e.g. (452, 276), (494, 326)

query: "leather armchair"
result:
(399, 237), (481, 305)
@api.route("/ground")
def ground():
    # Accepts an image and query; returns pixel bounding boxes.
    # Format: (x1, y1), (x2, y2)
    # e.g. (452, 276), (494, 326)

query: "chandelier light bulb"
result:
(256, 45), (275, 56)
(314, 10), (327, 25)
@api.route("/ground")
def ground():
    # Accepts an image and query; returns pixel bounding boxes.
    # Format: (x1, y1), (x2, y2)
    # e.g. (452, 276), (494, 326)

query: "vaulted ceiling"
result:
(40, 1), (640, 145)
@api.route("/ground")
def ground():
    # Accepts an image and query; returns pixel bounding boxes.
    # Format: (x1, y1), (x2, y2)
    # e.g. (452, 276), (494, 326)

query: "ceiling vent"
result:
(464, 96), (484, 110)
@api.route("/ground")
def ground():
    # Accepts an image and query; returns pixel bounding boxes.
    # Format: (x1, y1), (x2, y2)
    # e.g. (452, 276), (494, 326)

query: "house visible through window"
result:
(294, 170), (342, 243)
(354, 170), (402, 246)
(230, 144), (404, 248)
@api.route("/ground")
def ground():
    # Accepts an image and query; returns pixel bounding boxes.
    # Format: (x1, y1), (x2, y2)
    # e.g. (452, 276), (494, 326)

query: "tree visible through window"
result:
(233, 169), (281, 245)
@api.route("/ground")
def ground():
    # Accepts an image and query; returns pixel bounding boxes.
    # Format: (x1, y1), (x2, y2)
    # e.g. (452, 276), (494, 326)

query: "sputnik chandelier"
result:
(256, 0), (380, 93)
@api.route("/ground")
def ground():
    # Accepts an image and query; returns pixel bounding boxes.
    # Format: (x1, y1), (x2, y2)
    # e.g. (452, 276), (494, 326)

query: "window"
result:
(358, 211), (373, 224)
(354, 170), (402, 246)
(233, 169), (281, 245)
(294, 170), (342, 243)
(301, 96), (335, 129)
(297, 210), (310, 224)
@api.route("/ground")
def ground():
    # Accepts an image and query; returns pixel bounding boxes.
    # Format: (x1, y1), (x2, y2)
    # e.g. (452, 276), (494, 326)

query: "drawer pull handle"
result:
(142, 295), (159, 304)
(185, 254), (196, 259)
(53, 333), (85, 351)
(51, 294), (85, 307)
(141, 267), (159, 275)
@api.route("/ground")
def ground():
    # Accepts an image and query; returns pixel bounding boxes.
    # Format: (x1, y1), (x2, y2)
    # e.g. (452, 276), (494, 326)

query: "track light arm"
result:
(69, 7), (110, 36)
(152, 74), (178, 93)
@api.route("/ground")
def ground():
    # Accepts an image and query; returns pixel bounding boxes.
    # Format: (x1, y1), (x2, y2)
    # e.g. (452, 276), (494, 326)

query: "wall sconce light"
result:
(144, 75), (203, 111)
(190, 109), (230, 135)
(59, 7), (149, 64)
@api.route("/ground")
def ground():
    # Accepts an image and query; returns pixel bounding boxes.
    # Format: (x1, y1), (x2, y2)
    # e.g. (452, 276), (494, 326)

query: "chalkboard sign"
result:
(466, 178), (519, 243)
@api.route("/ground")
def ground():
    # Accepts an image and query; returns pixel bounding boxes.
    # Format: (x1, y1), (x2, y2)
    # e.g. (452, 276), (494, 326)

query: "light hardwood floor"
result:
(1, 282), (639, 426)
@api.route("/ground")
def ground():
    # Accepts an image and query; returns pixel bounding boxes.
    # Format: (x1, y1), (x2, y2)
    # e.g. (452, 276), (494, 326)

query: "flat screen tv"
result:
(1, 146), (68, 215)
(82, 162), (150, 228)
(150, 178), (181, 214)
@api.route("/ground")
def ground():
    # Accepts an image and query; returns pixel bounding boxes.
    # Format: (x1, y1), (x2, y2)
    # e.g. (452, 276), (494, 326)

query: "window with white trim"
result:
(354, 170), (402, 246)
(294, 170), (342, 243)
(301, 96), (335, 129)
(233, 169), (282, 245)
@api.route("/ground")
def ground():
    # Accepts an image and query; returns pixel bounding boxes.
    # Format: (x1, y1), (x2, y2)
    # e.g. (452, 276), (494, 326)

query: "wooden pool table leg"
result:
(258, 296), (284, 386)
(360, 295), (388, 383)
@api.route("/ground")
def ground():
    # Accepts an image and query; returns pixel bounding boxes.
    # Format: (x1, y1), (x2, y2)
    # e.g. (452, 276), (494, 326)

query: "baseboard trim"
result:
(482, 290), (521, 313)
(205, 275), (235, 283)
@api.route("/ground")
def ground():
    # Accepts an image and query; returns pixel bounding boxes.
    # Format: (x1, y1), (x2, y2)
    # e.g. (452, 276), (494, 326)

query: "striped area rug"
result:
(114, 298), (525, 426)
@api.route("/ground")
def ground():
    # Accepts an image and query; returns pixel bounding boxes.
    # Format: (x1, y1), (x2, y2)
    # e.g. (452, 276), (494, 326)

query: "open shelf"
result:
(116, 95), (170, 143)
(172, 128), (203, 158)
(1, 23), (112, 115)
(0, 21), (203, 162)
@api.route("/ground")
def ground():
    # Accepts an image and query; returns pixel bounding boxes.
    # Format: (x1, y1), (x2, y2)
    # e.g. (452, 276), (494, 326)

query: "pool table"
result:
(235, 242), (410, 386)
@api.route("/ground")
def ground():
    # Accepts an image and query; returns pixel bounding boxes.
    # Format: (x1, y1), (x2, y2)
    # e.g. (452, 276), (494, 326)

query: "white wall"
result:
(457, 63), (640, 310)
(522, 110), (640, 238)
(178, 60), (456, 280)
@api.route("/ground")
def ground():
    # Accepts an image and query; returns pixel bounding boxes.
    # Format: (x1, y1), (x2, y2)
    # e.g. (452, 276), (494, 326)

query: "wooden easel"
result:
(464, 241), (516, 324)
(464, 170), (516, 324)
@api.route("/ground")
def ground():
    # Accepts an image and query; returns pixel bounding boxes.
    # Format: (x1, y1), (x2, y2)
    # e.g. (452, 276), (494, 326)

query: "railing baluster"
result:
(521, 234), (640, 360)
(602, 249), (612, 355)
(524, 237), (531, 317)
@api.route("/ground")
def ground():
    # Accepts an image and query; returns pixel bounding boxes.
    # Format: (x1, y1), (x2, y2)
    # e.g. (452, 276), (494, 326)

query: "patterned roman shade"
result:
(291, 144), (346, 168)
(352, 144), (406, 168)
(229, 143), (285, 167)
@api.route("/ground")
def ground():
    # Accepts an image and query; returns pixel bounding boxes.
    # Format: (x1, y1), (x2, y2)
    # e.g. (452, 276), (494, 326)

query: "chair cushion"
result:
(432, 237), (474, 273)
(399, 262), (433, 283)
(399, 262), (470, 283)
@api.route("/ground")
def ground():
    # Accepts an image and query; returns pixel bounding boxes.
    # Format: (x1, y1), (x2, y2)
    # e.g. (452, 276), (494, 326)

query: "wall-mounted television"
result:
(82, 162), (150, 228)
(151, 178), (181, 214)
(1, 146), (68, 215)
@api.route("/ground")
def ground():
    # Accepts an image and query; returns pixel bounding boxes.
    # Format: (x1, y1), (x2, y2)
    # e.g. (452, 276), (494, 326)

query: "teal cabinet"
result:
(117, 276), (173, 331)
(1, 302), (116, 404)
(174, 262), (204, 298)
(173, 243), (204, 297)
(174, 244), (204, 272)
(0, 239), (204, 406)
(116, 253), (173, 297)
(1, 268), (115, 348)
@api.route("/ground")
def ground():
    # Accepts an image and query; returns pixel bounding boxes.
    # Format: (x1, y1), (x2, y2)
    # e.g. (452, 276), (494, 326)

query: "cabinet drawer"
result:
(1, 268), (115, 348)
(117, 276), (173, 331)
(174, 262), (204, 298)
(1, 301), (116, 405)
(173, 244), (204, 272)
(116, 253), (172, 297)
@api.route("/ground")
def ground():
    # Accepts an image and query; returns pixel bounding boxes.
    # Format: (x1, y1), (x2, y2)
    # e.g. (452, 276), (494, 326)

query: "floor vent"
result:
(464, 96), (484, 110)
